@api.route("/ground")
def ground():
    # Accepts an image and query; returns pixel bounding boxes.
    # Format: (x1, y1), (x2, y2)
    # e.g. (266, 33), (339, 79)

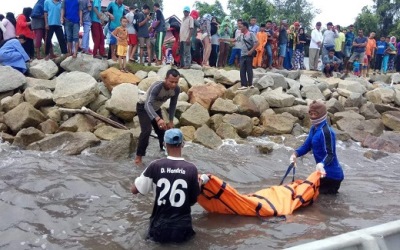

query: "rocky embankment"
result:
(1, 54), (400, 160)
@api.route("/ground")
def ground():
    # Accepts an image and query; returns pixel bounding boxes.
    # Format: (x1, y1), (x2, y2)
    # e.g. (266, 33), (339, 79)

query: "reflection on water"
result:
(1, 136), (400, 249)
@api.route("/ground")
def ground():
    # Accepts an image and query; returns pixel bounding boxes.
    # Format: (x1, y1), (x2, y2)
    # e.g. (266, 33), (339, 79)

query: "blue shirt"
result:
(353, 36), (367, 53)
(62, 0), (80, 24)
(90, 0), (101, 23)
(249, 24), (259, 34)
(295, 121), (344, 181)
(353, 61), (360, 72)
(32, 0), (45, 18)
(376, 41), (387, 55)
(345, 31), (354, 47)
(107, 1), (125, 30)
(44, 0), (62, 26)
(79, 0), (91, 22)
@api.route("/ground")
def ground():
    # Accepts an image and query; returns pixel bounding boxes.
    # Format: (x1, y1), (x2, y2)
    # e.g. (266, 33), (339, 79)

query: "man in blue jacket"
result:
(290, 100), (344, 194)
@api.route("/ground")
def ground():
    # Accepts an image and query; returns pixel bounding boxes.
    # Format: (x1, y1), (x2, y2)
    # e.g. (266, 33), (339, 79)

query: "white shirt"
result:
(125, 11), (136, 35)
(310, 28), (323, 49)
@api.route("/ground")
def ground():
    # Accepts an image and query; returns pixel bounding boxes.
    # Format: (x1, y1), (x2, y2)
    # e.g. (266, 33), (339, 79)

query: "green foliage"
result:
(354, 6), (379, 36)
(193, 0), (227, 21)
(373, 0), (400, 37)
(123, 0), (163, 9)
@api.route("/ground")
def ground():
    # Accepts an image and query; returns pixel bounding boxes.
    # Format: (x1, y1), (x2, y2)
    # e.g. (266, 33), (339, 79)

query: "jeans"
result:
(81, 21), (91, 52)
(375, 54), (384, 70)
(45, 25), (67, 55)
(284, 47), (293, 69)
(136, 103), (165, 156)
(210, 44), (219, 67)
(240, 56), (253, 87)
(179, 41), (192, 67)
(64, 19), (80, 42)
(265, 44), (272, 67)
(334, 51), (344, 71)
(91, 22), (105, 56)
(381, 55), (389, 74)
(229, 48), (241, 65)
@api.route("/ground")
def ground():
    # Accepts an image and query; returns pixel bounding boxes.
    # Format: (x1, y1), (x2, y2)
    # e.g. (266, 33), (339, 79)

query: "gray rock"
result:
(222, 113), (253, 138)
(29, 59), (58, 80)
(365, 89), (383, 104)
(94, 125), (131, 140)
(260, 112), (298, 134)
(382, 111), (400, 131)
(332, 127), (351, 141)
(180, 102), (210, 128)
(0, 93), (24, 113)
(0, 66), (26, 92)
(378, 88), (395, 103)
(58, 114), (97, 132)
(162, 100), (191, 119)
(4, 102), (46, 133)
(179, 69), (205, 87)
(337, 88), (353, 98)
(360, 102), (381, 119)
(40, 106), (61, 122)
(394, 89), (400, 106)
(301, 85), (325, 100)
(256, 143), (275, 154)
(274, 105), (309, 119)
(135, 70), (148, 80)
(179, 78), (190, 93)
(13, 127), (45, 149)
(60, 55), (108, 80)
(392, 73), (400, 84)
(216, 123), (240, 140)
(90, 133), (136, 159)
(380, 131), (400, 146)
(193, 125), (223, 149)
(374, 103), (400, 114)
(267, 72), (288, 89)
(178, 92), (189, 102)
(299, 74), (316, 87)
(255, 75), (274, 90)
(210, 98), (238, 114)
(27, 131), (100, 155)
(338, 80), (367, 94)
(180, 126), (196, 141)
(105, 83), (138, 121)
(286, 80), (302, 98)
(138, 76), (161, 92)
(287, 70), (301, 80)
(214, 69), (240, 86)
(157, 65), (172, 79)
(233, 94), (260, 117)
(344, 92), (364, 108)
(89, 95), (108, 111)
(336, 118), (384, 141)
(38, 119), (59, 134)
(53, 72), (99, 109)
(203, 67), (219, 77)
(362, 134), (400, 153)
(97, 82), (111, 99)
(0, 132), (14, 143)
(24, 77), (57, 90)
(262, 87), (295, 108)
(369, 73), (391, 84)
(249, 95), (269, 114)
(332, 110), (365, 123)
(209, 114), (224, 131)
(363, 150), (389, 160)
(24, 87), (54, 108)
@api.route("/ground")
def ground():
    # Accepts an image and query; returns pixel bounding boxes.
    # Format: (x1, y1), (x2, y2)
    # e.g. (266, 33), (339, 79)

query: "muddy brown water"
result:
(1, 136), (400, 250)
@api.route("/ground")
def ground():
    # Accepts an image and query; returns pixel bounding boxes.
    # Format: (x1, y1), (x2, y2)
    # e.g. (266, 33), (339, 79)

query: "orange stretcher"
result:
(197, 164), (321, 217)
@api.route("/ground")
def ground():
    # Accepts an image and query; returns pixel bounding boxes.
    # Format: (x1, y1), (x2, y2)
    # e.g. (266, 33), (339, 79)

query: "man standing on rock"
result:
(134, 69), (181, 165)
(106, 0), (125, 61)
(179, 6), (194, 69)
(309, 22), (323, 71)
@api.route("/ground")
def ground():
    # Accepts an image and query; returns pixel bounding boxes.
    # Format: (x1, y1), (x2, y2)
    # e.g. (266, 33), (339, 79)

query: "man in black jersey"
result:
(134, 69), (180, 165)
(131, 129), (208, 243)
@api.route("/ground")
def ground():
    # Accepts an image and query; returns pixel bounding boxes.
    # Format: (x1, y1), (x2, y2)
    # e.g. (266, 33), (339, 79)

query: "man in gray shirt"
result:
(135, 69), (181, 165)
(137, 4), (152, 65)
(322, 22), (339, 58)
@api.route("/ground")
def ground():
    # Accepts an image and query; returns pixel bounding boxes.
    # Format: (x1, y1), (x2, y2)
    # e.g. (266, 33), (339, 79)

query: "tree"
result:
(373, 0), (400, 37)
(354, 6), (380, 37)
(269, 0), (315, 30)
(227, 0), (274, 23)
(193, 0), (227, 22)
(123, 0), (163, 9)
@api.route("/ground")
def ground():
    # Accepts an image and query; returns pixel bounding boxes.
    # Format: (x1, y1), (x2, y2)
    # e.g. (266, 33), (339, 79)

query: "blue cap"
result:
(164, 128), (183, 145)
(183, 6), (190, 12)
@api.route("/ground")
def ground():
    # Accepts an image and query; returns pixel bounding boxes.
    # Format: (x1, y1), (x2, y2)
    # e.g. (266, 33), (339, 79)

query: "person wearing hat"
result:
(289, 100), (344, 194)
(309, 22), (323, 71)
(322, 22), (339, 59)
(179, 6), (194, 68)
(131, 128), (208, 243)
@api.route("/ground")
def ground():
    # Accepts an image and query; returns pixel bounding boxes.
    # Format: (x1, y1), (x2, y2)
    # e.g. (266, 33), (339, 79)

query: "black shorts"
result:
(148, 227), (195, 243)
(319, 178), (342, 194)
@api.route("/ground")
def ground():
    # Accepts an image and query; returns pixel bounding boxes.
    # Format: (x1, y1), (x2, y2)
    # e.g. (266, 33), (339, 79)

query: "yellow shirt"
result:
(112, 26), (128, 47)
(334, 32), (345, 52)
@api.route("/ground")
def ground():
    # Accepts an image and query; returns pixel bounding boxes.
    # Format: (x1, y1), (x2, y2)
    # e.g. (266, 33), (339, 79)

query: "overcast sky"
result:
(2, 0), (373, 27)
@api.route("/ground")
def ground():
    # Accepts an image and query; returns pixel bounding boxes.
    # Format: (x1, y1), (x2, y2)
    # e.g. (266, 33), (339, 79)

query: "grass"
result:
(112, 62), (160, 73)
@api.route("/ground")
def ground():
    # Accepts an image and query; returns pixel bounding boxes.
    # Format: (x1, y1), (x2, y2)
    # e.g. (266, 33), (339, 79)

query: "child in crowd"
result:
(353, 57), (361, 77)
(362, 54), (368, 78)
(111, 17), (129, 72)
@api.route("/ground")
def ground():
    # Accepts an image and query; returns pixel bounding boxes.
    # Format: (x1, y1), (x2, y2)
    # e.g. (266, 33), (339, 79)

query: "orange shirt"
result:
(112, 26), (128, 46)
(256, 31), (268, 51)
(366, 38), (376, 56)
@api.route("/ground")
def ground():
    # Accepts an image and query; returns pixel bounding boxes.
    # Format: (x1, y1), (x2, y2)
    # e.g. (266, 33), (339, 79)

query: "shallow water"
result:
(1, 136), (400, 250)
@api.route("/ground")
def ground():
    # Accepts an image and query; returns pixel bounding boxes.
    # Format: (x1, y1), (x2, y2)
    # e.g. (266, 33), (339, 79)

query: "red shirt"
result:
(16, 14), (35, 39)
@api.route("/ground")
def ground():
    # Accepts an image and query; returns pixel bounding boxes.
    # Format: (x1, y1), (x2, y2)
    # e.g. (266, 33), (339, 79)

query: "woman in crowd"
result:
(200, 13), (212, 67)
(396, 39), (400, 72)
(292, 27), (307, 70)
(218, 16), (231, 68)
(271, 22), (279, 68)
(0, 35), (30, 73)
(209, 16), (219, 67)
(16, 7), (35, 58)
(2, 12), (17, 40)
(388, 36), (397, 72)
(31, 0), (48, 59)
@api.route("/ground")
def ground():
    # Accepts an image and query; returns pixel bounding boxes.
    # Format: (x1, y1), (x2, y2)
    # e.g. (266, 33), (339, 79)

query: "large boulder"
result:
(0, 93), (24, 113)
(100, 67), (141, 91)
(382, 111), (400, 131)
(361, 134), (400, 153)
(12, 127), (45, 149)
(249, 95), (269, 114)
(332, 110), (365, 123)
(233, 94), (260, 117)
(365, 89), (383, 104)
(214, 69), (240, 86)
(24, 77), (57, 90)
(188, 83), (225, 109)
(4, 102), (46, 133)
(58, 114), (97, 132)
(180, 102), (210, 128)
(156, 65), (171, 79)
(299, 74), (316, 87)
(286, 80), (302, 98)
(89, 94), (108, 111)
(53, 72), (99, 109)
(193, 125), (223, 149)
(94, 125), (131, 140)
(210, 98), (238, 114)
(38, 119), (59, 134)
(301, 85), (325, 100)
(344, 92), (365, 108)
(274, 105), (309, 119)
(89, 133), (136, 159)
(178, 69), (205, 87)
(105, 83), (138, 121)
(255, 75), (274, 90)
(29, 59), (58, 80)
(325, 98), (345, 114)
(0, 66), (26, 92)
(24, 87), (54, 108)
(216, 123), (240, 140)
(138, 76), (161, 92)
(262, 87), (295, 108)
(209, 114), (224, 131)
(27, 131), (100, 155)
(180, 126), (196, 141)
(260, 112), (298, 134)
(161, 100), (192, 119)
(338, 80), (367, 94)
(360, 102), (381, 119)
(222, 113), (253, 138)
(336, 118), (384, 141)
(392, 73), (400, 84)
(267, 72), (288, 89)
(60, 55), (108, 80)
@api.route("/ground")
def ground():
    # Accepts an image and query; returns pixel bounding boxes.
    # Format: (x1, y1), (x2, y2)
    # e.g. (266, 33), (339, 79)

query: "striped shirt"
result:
(138, 81), (180, 121)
